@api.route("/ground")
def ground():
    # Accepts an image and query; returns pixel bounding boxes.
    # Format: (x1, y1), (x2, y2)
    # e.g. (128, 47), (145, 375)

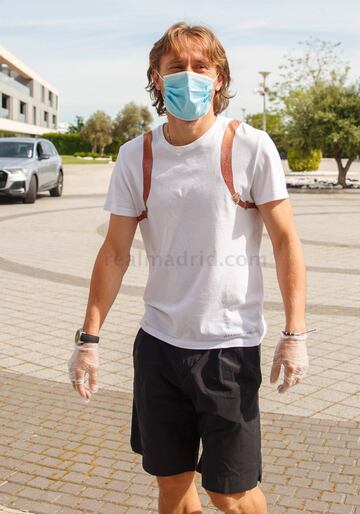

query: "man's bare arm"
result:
(257, 198), (307, 333)
(82, 213), (138, 336)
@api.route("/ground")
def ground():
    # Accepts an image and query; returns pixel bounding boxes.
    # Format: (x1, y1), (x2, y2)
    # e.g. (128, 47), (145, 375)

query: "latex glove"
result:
(68, 344), (99, 403)
(270, 333), (309, 394)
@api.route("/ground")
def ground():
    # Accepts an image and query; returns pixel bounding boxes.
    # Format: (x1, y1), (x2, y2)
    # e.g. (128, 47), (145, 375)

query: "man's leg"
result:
(132, 329), (203, 513)
(205, 484), (267, 514)
(188, 345), (265, 514)
(157, 470), (202, 514)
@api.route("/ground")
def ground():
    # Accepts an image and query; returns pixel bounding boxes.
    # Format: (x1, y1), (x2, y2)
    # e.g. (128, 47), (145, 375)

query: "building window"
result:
(44, 110), (48, 127)
(1, 93), (10, 119)
(41, 85), (45, 103)
(33, 106), (37, 125)
(52, 114), (57, 128)
(19, 101), (27, 123)
(49, 90), (53, 106)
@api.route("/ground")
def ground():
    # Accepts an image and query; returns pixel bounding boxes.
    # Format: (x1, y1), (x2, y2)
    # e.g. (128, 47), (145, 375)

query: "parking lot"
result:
(0, 163), (359, 513)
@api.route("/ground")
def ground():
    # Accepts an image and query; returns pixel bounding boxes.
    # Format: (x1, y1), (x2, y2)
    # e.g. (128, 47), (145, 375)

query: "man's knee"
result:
(205, 488), (247, 513)
(157, 470), (196, 493)
(205, 485), (267, 514)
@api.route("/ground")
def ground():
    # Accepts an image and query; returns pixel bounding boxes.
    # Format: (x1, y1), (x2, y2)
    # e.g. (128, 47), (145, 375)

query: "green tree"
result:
(285, 81), (360, 186)
(68, 115), (85, 134)
(270, 36), (350, 107)
(113, 102), (153, 142)
(80, 111), (113, 155)
(245, 112), (287, 155)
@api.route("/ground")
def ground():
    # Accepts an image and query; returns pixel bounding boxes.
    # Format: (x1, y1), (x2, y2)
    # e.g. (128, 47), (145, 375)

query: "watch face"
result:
(75, 328), (82, 343)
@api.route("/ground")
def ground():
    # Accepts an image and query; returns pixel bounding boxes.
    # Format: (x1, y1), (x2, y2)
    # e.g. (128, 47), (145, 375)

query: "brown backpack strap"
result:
(137, 130), (153, 221)
(220, 119), (257, 210)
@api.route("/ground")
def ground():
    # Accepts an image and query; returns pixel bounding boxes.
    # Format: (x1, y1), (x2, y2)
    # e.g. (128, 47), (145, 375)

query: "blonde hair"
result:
(146, 22), (234, 116)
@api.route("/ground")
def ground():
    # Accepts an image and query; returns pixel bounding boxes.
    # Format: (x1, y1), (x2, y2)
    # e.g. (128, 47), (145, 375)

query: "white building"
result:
(0, 45), (59, 136)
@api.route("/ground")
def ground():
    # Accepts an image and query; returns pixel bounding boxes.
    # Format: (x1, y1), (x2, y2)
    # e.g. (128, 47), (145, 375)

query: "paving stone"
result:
(101, 490), (129, 503)
(304, 499), (331, 512)
(51, 493), (79, 508)
(334, 483), (359, 495)
(345, 495), (360, 506)
(330, 473), (355, 485)
(0, 484), (23, 496)
(329, 504), (357, 513)
(0, 499), (15, 509)
(6, 498), (39, 512)
(97, 502), (129, 514)
(278, 495), (305, 509)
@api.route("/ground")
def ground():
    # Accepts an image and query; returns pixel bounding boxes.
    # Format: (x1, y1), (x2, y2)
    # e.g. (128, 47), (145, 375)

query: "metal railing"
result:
(0, 108), (10, 119)
(0, 72), (31, 96)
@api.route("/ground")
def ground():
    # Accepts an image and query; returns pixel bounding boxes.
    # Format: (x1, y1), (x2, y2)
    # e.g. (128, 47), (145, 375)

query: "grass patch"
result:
(60, 155), (112, 165)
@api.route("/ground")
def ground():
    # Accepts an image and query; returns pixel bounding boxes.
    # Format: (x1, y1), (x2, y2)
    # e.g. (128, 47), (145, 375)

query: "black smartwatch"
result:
(75, 327), (100, 346)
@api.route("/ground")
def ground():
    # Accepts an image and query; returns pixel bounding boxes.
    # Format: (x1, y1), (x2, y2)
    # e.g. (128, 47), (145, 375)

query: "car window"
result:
(42, 141), (53, 155)
(49, 142), (58, 155)
(36, 142), (45, 158)
(0, 141), (34, 158)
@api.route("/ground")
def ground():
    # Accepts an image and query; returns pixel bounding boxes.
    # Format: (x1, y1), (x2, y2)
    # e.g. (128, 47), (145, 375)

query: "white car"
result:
(0, 137), (64, 203)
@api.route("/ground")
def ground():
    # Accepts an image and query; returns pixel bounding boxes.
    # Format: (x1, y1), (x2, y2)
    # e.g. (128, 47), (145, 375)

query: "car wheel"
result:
(23, 175), (37, 204)
(49, 170), (63, 197)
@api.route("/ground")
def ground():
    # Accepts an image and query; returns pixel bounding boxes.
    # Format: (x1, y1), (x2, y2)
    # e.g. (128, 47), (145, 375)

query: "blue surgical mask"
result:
(157, 70), (218, 121)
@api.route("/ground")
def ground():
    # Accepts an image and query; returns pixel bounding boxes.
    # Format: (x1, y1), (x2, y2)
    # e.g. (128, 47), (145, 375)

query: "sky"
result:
(1, 0), (360, 128)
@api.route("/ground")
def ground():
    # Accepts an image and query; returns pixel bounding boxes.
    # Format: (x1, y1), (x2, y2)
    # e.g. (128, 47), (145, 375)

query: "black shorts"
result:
(130, 327), (263, 494)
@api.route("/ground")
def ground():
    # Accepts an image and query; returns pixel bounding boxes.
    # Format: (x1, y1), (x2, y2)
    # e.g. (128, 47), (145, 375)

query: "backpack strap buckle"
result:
(221, 120), (257, 210)
(232, 191), (256, 210)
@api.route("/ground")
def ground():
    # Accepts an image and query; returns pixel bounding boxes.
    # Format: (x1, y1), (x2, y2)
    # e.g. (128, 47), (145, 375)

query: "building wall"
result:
(0, 45), (59, 136)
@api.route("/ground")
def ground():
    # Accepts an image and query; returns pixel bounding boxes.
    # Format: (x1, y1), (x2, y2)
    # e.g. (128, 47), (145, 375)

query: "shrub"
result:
(73, 152), (113, 158)
(73, 152), (88, 157)
(287, 148), (322, 171)
(0, 130), (18, 137)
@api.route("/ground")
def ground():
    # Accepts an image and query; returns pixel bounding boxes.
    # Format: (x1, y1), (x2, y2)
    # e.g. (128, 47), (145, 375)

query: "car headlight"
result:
(3, 167), (26, 174)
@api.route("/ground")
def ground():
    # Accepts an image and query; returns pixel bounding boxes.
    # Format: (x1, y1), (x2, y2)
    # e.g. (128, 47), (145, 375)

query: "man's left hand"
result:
(270, 335), (309, 393)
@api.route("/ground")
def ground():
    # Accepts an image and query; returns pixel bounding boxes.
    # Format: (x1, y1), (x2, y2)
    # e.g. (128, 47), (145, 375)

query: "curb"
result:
(287, 187), (360, 194)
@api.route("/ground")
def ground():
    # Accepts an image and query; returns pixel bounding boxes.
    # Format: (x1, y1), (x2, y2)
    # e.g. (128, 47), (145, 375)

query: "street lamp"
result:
(257, 71), (271, 131)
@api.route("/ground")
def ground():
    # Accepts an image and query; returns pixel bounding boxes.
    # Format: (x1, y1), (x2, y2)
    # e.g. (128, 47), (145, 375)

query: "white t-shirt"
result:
(103, 114), (289, 349)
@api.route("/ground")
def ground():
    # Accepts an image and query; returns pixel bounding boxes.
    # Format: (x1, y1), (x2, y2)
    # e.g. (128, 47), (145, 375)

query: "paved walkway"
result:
(0, 164), (359, 513)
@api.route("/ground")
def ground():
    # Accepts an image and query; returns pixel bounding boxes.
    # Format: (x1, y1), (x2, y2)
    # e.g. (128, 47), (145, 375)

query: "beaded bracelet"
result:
(280, 328), (317, 340)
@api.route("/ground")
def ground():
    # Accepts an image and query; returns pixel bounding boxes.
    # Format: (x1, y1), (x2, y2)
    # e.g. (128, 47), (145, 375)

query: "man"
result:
(68, 22), (311, 514)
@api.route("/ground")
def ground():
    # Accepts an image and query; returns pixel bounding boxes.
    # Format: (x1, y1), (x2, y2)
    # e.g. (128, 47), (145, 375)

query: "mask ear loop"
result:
(154, 69), (164, 82)
(153, 70), (165, 102)
(214, 73), (223, 92)
(153, 70), (166, 108)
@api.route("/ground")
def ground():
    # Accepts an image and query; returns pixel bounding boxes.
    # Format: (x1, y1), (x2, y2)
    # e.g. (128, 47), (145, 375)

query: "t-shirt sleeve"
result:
(250, 131), (289, 205)
(103, 146), (139, 217)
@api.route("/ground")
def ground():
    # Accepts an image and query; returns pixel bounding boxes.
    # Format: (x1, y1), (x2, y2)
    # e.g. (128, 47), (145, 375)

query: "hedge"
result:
(41, 133), (91, 155)
(42, 133), (125, 156)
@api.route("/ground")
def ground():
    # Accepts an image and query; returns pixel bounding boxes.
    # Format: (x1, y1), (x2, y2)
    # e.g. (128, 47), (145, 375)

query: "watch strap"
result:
(75, 327), (99, 345)
(80, 332), (99, 343)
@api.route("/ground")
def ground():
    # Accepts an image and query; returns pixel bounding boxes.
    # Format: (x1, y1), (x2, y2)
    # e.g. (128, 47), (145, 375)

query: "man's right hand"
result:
(68, 344), (99, 403)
